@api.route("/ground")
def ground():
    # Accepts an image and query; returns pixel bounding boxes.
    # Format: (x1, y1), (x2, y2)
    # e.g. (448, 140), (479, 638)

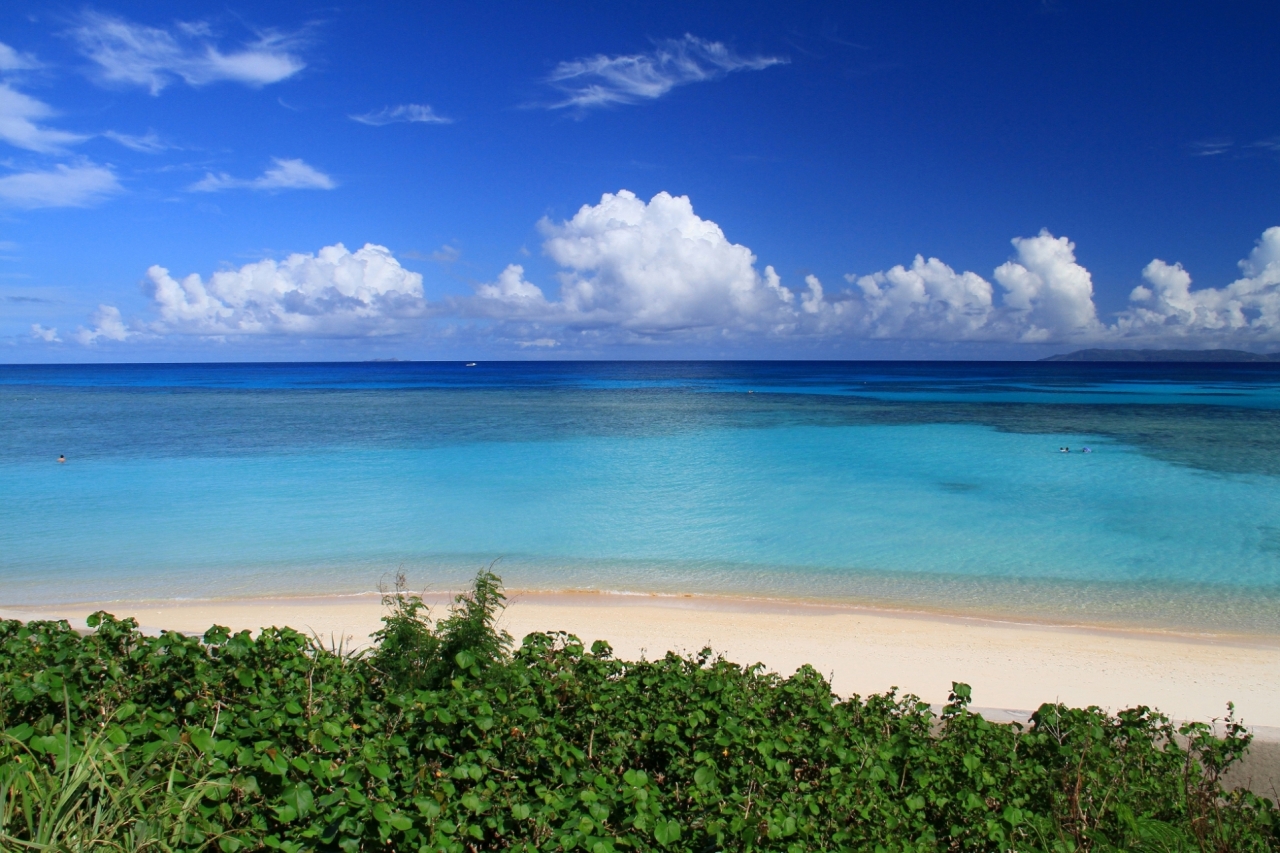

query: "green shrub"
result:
(0, 572), (1274, 852)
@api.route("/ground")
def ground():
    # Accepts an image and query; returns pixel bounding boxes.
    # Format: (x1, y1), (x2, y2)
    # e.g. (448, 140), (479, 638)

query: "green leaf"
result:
(4, 723), (33, 743)
(694, 766), (715, 789)
(654, 818), (682, 847)
(190, 729), (217, 754)
(281, 783), (314, 818)
(455, 650), (476, 669)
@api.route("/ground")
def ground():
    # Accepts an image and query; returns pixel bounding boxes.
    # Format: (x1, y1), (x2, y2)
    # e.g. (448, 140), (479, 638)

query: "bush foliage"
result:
(1, 571), (1276, 852)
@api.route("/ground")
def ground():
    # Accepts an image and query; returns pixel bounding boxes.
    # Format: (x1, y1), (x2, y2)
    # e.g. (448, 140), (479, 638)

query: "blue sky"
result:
(1, 1), (1278, 361)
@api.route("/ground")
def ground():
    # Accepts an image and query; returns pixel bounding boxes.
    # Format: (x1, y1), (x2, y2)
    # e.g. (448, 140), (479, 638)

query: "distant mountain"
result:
(1041, 348), (1280, 363)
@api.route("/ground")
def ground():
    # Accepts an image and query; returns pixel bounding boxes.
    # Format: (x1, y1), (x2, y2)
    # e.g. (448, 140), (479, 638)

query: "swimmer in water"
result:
(58, 454), (65, 463)
(1082, 447), (1092, 453)
(1059, 447), (1069, 453)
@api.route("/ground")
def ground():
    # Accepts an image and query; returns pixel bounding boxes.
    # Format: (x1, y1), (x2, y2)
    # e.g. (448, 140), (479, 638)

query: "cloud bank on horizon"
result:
(61, 190), (1280, 352)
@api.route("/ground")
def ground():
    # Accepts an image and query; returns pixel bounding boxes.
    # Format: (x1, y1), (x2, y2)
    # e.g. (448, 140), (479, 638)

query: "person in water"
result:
(1059, 446), (1069, 453)
(57, 454), (65, 463)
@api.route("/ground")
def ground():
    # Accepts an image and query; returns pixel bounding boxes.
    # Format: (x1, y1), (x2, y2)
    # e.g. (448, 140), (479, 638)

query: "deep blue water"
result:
(2, 361), (1279, 634)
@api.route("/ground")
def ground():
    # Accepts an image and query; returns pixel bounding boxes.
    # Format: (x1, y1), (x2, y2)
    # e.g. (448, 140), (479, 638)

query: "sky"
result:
(0, 1), (1278, 362)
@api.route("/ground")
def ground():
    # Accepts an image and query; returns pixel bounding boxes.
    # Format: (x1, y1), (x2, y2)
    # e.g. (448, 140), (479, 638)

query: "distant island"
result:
(1042, 348), (1280, 363)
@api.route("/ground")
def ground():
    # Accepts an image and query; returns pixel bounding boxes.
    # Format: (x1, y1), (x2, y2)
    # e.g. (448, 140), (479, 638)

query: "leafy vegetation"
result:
(1, 571), (1275, 852)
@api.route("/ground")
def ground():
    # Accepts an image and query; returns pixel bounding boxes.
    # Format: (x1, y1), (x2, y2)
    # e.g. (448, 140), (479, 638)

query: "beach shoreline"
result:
(6, 588), (1280, 734)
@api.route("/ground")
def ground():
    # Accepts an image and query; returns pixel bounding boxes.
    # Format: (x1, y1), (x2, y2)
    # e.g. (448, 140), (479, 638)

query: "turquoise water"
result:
(2, 362), (1279, 634)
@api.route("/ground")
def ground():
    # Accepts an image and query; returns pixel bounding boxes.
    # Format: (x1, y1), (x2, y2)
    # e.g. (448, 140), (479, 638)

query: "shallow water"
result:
(2, 361), (1278, 634)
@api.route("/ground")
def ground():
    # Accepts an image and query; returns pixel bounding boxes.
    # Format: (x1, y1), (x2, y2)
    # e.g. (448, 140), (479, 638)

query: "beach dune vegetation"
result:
(1, 571), (1276, 852)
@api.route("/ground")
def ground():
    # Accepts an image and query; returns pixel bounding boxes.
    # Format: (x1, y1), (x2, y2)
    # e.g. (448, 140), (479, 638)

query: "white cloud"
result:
(0, 41), (39, 71)
(351, 104), (452, 126)
(56, 178), (1280, 352)
(135, 243), (425, 337)
(69, 12), (305, 95)
(469, 190), (796, 340)
(475, 263), (550, 305)
(0, 84), (88, 153)
(546, 34), (785, 110)
(1116, 227), (1280, 342)
(789, 231), (1100, 344)
(834, 258), (996, 340)
(31, 324), (59, 342)
(465, 194), (1115, 348)
(992, 230), (1102, 342)
(0, 162), (122, 208)
(472, 193), (1280, 350)
(190, 158), (335, 192)
(103, 130), (168, 153)
(75, 305), (131, 344)
(822, 227), (1280, 347)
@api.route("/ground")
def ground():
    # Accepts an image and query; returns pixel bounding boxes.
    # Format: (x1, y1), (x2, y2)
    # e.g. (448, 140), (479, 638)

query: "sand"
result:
(5, 590), (1279, 736)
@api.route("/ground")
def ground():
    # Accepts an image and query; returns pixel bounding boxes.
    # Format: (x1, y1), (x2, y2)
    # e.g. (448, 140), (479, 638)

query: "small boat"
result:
(465, 362), (477, 367)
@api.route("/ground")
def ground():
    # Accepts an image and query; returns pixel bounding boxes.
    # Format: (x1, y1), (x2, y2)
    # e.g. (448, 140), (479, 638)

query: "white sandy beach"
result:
(6, 590), (1280, 735)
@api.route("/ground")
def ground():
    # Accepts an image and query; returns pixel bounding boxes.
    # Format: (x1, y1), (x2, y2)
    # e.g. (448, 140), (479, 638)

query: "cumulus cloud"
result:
(770, 231), (1093, 343)
(816, 227), (1280, 347)
(463, 193), (1112, 347)
(31, 324), (59, 342)
(1116, 227), (1280, 342)
(992, 231), (1102, 341)
(546, 34), (785, 110)
(190, 158), (334, 192)
(474, 264), (550, 306)
(51, 181), (1280, 352)
(834, 258), (995, 340)
(75, 305), (131, 344)
(69, 12), (305, 95)
(350, 104), (451, 126)
(137, 243), (424, 337)
(0, 161), (122, 208)
(469, 191), (796, 342)
(466, 193), (1280, 351)
(0, 84), (88, 153)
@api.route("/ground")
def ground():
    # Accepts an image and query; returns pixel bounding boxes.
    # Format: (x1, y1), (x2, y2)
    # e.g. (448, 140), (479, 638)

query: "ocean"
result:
(2, 361), (1279, 635)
